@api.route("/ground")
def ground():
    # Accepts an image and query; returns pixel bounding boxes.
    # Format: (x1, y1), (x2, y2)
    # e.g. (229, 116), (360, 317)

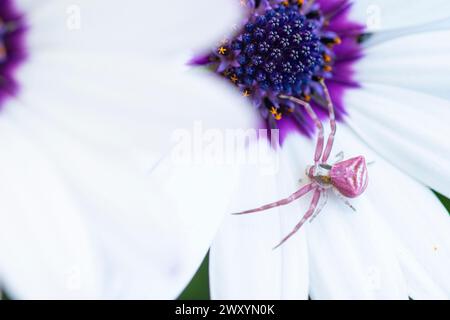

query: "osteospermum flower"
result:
(0, 0), (256, 299)
(188, 0), (450, 299)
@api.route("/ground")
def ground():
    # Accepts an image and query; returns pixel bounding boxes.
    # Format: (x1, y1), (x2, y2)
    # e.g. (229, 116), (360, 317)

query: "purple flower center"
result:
(192, 0), (365, 141)
(0, 0), (27, 108)
(225, 4), (333, 96)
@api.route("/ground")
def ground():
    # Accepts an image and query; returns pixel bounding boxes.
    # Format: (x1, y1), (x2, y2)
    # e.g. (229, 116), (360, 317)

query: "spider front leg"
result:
(320, 79), (337, 163)
(334, 151), (344, 164)
(279, 95), (324, 166)
(309, 187), (328, 223)
(232, 183), (316, 215)
(273, 188), (322, 249)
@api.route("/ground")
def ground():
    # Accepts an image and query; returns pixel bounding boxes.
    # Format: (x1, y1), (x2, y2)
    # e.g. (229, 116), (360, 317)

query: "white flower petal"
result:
(339, 126), (450, 299)
(350, 0), (450, 34)
(17, 0), (242, 61)
(15, 53), (257, 163)
(3, 0), (247, 299)
(0, 107), (102, 299)
(307, 199), (409, 300)
(0, 99), (200, 299)
(345, 84), (450, 198)
(370, 180), (450, 300)
(210, 140), (310, 300)
(355, 29), (450, 100)
(1, 51), (257, 298)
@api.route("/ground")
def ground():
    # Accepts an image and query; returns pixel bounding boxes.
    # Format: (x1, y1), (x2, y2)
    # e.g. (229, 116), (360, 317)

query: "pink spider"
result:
(234, 80), (369, 249)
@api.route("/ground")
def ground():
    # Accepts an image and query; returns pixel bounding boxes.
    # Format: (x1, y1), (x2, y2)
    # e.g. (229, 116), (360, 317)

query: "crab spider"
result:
(234, 80), (369, 249)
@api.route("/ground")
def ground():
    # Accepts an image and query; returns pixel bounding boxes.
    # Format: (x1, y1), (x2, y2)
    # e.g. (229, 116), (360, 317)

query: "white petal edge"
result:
(340, 126), (450, 299)
(349, 0), (450, 34)
(344, 83), (450, 198)
(355, 29), (450, 101)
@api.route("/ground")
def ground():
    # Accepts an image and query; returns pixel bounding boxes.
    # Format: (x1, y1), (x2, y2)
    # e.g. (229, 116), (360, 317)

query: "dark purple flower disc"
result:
(0, 0), (27, 108)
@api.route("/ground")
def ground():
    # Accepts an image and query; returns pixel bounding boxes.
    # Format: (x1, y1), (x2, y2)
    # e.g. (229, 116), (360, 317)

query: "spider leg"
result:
(343, 199), (356, 212)
(309, 188), (328, 223)
(279, 95), (324, 165)
(233, 183), (316, 215)
(319, 79), (336, 163)
(273, 188), (322, 249)
(333, 188), (357, 212)
(334, 151), (344, 164)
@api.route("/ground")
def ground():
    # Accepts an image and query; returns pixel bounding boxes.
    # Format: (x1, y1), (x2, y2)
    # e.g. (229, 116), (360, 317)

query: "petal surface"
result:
(1, 53), (257, 298)
(16, 0), (242, 61)
(0, 105), (102, 299)
(344, 84), (450, 198)
(0, 0), (255, 299)
(362, 144), (450, 299)
(355, 29), (450, 100)
(349, 0), (450, 33)
(210, 140), (309, 300)
(339, 126), (450, 299)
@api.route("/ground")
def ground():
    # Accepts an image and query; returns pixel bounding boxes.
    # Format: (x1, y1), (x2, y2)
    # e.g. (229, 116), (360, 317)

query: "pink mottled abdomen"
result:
(330, 156), (368, 198)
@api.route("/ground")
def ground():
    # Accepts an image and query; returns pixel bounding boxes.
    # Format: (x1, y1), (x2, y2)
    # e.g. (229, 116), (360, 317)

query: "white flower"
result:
(1, 0), (448, 301)
(0, 0), (248, 299)
(183, 0), (450, 300)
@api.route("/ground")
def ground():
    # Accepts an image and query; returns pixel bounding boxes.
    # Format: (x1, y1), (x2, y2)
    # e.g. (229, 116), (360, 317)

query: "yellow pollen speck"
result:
(304, 95), (311, 102)
(324, 65), (333, 72)
(282, 0), (289, 6)
(243, 89), (251, 97)
(324, 54), (331, 62)
(298, 0), (304, 6)
(230, 74), (238, 83)
(218, 46), (227, 55)
(334, 36), (342, 45)
(270, 107), (283, 120)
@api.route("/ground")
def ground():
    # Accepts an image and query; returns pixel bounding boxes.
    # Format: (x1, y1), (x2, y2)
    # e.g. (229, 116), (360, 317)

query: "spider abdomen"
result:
(330, 156), (368, 198)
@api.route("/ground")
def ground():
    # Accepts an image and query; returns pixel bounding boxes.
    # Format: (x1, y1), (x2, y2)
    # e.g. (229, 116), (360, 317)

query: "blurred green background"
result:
(179, 193), (450, 300)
